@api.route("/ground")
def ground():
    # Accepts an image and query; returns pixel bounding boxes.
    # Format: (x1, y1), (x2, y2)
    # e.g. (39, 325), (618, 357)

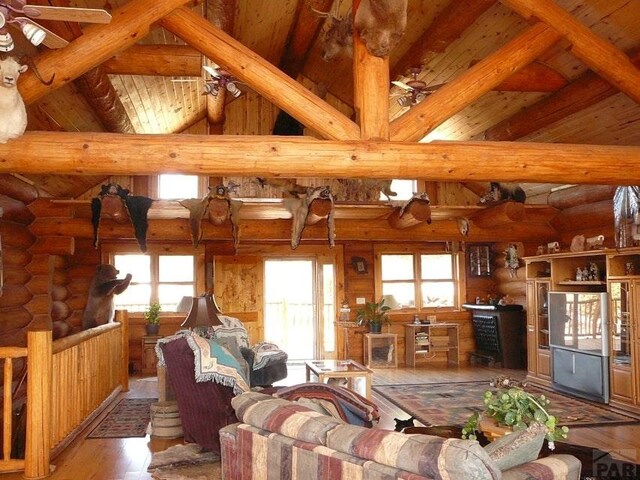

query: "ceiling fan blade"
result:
(24, 6), (112, 24)
(423, 83), (446, 93)
(391, 80), (413, 91)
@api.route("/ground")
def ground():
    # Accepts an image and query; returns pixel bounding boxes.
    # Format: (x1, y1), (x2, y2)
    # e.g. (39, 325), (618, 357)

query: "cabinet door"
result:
(526, 326), (537, 375)
(611, 365), (634, 402)
(537, 350), (551, 379)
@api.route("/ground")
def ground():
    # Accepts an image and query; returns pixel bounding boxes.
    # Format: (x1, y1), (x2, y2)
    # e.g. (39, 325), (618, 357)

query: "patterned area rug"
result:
(373, 381), (639, 429)
(88, 398), (157, 438)
(148, 444), (220, 480)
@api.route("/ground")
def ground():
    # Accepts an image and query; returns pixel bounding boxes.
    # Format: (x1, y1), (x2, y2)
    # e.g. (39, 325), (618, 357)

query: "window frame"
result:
(374, 244), (465, 313)
(102, 243), (205, 312)
(152, 174), (209, 200)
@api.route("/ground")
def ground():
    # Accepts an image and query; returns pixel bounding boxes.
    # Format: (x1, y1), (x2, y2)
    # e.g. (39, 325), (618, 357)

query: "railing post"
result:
(24, 330), (52, 479)
(116, 310), (129, 392)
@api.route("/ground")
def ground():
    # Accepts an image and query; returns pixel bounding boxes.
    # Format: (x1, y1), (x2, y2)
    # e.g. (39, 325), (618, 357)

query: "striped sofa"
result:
(220, 392), (581, 480)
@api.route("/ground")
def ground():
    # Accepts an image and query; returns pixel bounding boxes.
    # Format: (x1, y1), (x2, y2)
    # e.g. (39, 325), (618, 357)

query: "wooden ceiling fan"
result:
(391, 67), (444, 108)
(0, 0), (111, 52)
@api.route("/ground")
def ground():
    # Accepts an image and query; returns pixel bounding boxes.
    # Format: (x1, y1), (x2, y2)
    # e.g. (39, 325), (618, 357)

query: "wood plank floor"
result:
(2, 365), (640, 479)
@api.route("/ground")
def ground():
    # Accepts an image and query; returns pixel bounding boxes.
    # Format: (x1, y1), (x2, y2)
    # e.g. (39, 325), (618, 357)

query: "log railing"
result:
(1, 311), (129, 478)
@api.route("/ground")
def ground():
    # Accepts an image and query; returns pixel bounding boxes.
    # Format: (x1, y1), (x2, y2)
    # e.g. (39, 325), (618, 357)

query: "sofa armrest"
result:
(502, 454), (582, 480)
(220, 423), (240, 480)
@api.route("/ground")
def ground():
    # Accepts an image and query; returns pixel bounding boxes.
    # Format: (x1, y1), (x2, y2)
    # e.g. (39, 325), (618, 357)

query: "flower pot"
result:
(369, 323), (382, 334)
(146, 323), (160, 336)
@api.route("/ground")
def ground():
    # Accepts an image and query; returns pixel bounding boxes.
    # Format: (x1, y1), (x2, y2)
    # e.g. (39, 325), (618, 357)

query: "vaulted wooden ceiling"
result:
(2, 0), (640, 203)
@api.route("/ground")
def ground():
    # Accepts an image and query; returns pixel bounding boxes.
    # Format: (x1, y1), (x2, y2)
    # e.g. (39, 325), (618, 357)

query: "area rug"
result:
(373, 381), (639, 429)
(148, 444), (220, 480)
(88, 397), (156, 438)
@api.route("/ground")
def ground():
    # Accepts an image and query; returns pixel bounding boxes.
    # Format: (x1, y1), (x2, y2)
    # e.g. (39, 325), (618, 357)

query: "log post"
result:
(116, 310), (129, 392)
(24, 330), (52, 480)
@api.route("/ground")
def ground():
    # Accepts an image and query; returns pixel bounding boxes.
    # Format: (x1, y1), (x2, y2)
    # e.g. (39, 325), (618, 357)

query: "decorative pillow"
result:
(483, 423), (546, 471)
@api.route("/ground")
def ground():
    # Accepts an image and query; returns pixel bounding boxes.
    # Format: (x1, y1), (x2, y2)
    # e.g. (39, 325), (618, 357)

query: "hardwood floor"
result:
(2, 365), (640, 479)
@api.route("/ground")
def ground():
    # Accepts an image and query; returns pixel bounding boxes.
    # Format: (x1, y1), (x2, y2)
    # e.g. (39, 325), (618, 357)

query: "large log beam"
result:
(30, 217), (558, 243)
(547, 185), (616, 210)
(161, 7), (360, 141)
(500, 0), (640, 104)
(390, 23), (562, 142)
(18, 0), (193, 105)
(102, 45), (202, 77)
(484, 50), (640, 141)
(2, 133), (640, 185)
(392, 0), (497, 78)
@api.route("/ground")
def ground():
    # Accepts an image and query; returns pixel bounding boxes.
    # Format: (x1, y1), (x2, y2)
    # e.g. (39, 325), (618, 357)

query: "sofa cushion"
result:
(232, 392), (345, 445)
(326, 424), (501, 480)
(484, 423), (546, 471)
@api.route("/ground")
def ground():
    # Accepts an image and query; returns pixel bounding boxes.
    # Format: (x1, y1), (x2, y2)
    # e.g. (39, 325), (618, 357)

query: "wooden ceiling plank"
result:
(391, 0), (498, 79)
(161, 7), (360, 141)
(500, 0), (640, 104)
(19, 0), (193, 106)
(102, 45), (202, 77)
(279, 0), (335, 77)
(389, 22), (562, 142)
(2, 132), (640, 185)
(484, 50), (640, 141)
(487, 61), (567, 92)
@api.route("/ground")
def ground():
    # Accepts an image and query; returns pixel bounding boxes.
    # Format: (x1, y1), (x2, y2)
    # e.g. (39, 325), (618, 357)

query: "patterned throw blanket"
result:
(251, 342), (288, 371)
(157, 330), (250, 395)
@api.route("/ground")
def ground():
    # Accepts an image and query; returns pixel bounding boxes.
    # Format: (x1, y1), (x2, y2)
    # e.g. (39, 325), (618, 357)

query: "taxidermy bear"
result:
(481, 182), (526, 204)
(82, 264), (132, 330)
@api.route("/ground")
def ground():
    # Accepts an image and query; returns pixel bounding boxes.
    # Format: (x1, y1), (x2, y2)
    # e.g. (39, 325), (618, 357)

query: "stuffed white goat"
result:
(0, 57), (28, 144)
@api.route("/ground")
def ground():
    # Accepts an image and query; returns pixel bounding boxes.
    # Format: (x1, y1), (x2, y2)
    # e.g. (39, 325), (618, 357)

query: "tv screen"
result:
(548, 291), (609, 356)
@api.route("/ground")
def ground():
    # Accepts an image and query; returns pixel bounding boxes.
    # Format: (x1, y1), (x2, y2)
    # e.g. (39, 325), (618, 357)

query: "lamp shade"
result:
(181, 293), (223, 328)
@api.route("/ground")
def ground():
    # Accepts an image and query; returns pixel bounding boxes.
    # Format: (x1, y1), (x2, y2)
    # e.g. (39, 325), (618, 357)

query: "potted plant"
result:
(461, 376), (569, 450)
(356, 298), (391, 333)
(144, 301), (161, 335)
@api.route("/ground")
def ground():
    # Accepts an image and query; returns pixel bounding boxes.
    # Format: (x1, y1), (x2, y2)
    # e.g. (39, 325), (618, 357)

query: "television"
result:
(548, 291), (609, 356)
(548, 291), (610, 403)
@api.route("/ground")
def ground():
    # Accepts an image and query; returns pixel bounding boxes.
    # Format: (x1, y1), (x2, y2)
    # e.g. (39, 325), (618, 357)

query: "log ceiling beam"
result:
(500, 0), (640, 104)
(35, 0), (135, 134)
(279, 0), (334, 77)
(102, 45), (202, 77)
(484, 49), (640, 141)
(161, 7), (360, 141)
(475, 61), (567, 92)
(392, 0), (497, 79)
(2, 132), (640, 185)
(18, 0), (193, 105)
(389, 22), (562, 142)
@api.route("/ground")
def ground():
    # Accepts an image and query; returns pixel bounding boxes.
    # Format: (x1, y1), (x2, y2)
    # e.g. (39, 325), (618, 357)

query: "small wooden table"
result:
(305, 359), (373, 399)
(142, 335), (162, 374)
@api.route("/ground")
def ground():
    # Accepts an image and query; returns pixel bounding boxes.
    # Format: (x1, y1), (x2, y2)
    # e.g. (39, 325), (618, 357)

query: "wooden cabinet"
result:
(142, 335), (162, 374)
(363, 333), (397, 368)
(404, 323), (459, 367)
(524, 248), (640, 414)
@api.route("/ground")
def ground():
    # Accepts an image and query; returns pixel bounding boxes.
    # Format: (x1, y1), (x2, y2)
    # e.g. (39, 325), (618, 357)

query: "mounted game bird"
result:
(285, 186), (335, 249)
(91, 184), (154, 253)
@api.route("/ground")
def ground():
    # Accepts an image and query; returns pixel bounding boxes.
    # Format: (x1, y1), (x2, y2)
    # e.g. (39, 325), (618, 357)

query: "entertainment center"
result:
(524, 248), (640, 414)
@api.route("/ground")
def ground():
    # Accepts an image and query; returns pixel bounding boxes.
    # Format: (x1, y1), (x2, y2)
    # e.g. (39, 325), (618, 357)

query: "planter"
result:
(146, 323), (160, 336)
(369, 323), (382, 334)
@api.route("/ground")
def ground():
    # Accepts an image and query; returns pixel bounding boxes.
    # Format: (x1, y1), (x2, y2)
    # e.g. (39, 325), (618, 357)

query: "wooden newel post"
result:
(24, 330), (52, 480)
(116, 310), (129, 392)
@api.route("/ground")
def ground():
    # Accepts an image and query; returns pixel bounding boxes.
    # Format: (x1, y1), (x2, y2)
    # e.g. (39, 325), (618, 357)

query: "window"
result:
(158, 174), (200, 199)
(379, 249), (459, 311)
(380, 179), (417, 201)
(112, 253), (195, 312)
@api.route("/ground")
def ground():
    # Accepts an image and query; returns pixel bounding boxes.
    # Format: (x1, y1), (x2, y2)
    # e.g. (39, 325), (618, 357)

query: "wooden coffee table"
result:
(305, 359), (373, 399)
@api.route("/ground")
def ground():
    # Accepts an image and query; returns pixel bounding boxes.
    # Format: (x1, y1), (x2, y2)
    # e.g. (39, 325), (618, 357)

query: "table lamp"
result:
(181, 293), (223, 328)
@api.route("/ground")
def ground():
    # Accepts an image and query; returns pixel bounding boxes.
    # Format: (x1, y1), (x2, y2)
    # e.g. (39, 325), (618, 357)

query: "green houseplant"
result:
(144, 301), (161, 335)
(356, 298), (391, 333)
(461, 376), (569, 450)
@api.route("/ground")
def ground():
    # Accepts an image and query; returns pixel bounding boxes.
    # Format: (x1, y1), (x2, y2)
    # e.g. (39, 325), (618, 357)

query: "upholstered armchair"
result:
(199, 315), (288, 387)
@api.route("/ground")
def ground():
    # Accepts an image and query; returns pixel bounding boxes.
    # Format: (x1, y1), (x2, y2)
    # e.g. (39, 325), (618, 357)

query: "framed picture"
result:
(469, 245), (491, 277)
